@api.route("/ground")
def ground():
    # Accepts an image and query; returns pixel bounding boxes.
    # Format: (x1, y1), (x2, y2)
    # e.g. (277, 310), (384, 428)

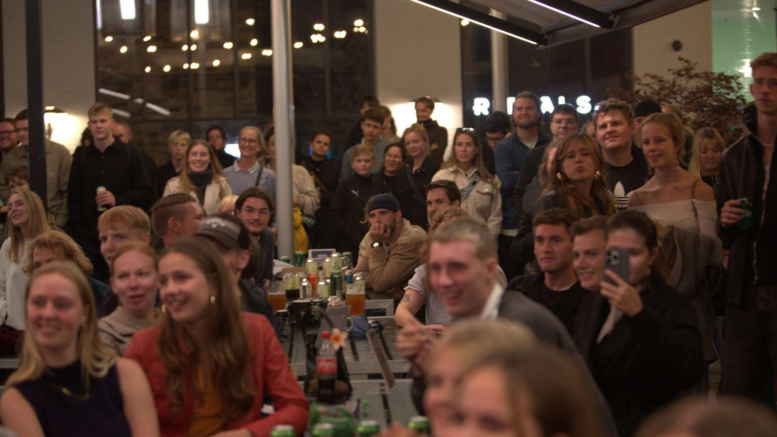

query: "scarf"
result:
(189, 169), (213, 205)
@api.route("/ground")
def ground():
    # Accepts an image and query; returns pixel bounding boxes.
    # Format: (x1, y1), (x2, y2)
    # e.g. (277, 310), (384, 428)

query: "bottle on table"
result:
(408, 416), (431, 435)
(312, 423), (335, 436)
(317, 331), (337, 404)
(357, 419), (380, 437)
(270, 424), (296, 437)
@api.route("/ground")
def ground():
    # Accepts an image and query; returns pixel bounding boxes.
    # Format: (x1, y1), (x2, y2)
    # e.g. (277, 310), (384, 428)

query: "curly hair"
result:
(24, 231), (93, 277)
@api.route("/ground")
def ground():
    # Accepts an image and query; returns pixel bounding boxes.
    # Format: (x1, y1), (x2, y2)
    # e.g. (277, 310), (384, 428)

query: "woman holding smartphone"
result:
(572, 211), (703, 437)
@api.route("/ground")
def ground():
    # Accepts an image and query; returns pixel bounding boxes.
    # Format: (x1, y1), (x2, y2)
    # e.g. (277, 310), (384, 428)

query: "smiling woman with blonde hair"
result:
(163, 139), (232, 214)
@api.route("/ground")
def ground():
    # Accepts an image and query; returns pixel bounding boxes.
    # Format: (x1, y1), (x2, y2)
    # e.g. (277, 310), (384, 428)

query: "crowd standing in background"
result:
(0, 52), (769, 437)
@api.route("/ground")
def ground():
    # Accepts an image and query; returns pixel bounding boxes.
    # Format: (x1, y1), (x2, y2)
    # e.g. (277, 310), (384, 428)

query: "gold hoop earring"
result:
(594, 170), (602, 180)
(556, 172), (564, 181)
(210, 295), (216, 305)
(161, 304), (167, 314)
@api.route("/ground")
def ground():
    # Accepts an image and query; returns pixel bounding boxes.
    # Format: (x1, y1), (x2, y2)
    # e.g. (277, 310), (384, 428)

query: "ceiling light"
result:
(250, 38), (258, 46)
(407, 0), (545, 45)
(311, 34), (326, 43)
(190, 30), (200, 39)
(524, 0), (613, 28)
(191, 62), (200, 69)
(241, 53), (252, 60)
(262, 49), (273, 56)
(119, 0), (136, 20)
(460, 19), (469, 26)
(753, 7), (761, 11)
(246, 18), (255, 26)
(183, 63), (190, 69)
(120, 45), (128, 53)
(313, 23), (325, 31)
(334, 30), (347, 39)
(212, 59), (221, 67)
(104, 36), (114, 42)
(163, 65), (171, 72)
(223, 41), (233, 49)
(358, 26), (366, 33)
(182, 44), (189, 51)
(294, 41), (303, 49)
(194, 0), (210, 24)
(354, 19), (364, 27)
(145, 66), (151, 73)
(147, 45), (157, 53)
(143, 35), (152, 42)
(191, 44), (198, 51)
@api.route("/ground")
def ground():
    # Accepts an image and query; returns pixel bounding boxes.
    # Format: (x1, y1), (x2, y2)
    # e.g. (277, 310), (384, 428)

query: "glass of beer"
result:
(345, 283), (365, 317)
(268, 284), (287, 313)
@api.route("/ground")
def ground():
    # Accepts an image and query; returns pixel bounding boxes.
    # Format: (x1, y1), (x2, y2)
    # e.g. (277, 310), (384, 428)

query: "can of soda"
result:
(737, 198), (754, 230)
(301, 279), (310, 299)
(312, 423), (335, 436)
(323, 257), (333, 278)
(407, 416), (430, 433)
(344, 269), (354, 284)
(357, 419), (381, 437)
(331, 253), (344, 272)
(294, 251), (306, 267)
(305, 258), (318, 275)
(330, 272), (343, 297)
(270, 424), (296, 437)
(354, 274), (366, 294)
(280, 255), (291, 264)
(282, 273), (294, 291)
(343, 251), (354, 268)
(318, 279), (331, 298)
(96, 186), (107, 212)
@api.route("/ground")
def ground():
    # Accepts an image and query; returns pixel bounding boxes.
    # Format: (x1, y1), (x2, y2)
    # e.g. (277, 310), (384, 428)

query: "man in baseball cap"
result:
(353, 193), (427, 299)
(195, 212), (279, 337)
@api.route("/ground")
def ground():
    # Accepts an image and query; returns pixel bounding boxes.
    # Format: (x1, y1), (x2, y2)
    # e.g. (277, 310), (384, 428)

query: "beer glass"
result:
(345, 283), (365, 317)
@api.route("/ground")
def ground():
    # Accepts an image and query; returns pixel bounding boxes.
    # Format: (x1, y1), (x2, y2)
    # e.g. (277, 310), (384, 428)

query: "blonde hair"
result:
(97, 205), (151, 237)
(402, 123), (430, 156)
(544, 133), (615, 218)
(7, 189), (51, 263)
(87, 102), (113, 119)
(429, 206), (467, 233)
(351, 144), (376, 161)
(177, 139), (227, 197)
(218, 195), (239, 214)
(641, 112), (687, 166)
(427, 319), (535, 374)
(167, 130), (191, 148)
(24, 231), (93, 277)
(110, 241), (158, 275)
(688, 127), (727, 180)
(7, 261), (115, 387)
(442, 130), (495, 184)
(429, 215), (496, 260)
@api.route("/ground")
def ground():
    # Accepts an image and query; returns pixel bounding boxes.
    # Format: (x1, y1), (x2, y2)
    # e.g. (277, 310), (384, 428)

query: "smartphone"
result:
(604, 247), (630, 285)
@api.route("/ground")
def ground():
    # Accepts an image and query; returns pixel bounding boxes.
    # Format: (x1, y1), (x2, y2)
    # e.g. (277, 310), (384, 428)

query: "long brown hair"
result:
(544, 133), (615, 218)
(7, 188), (51, 263)
(441, 130), (495, 184)
(688, 127), (727, 180)
(157, 237), (254, 419)
(7, 261), (115, 386)
(178, 139), (227, 197)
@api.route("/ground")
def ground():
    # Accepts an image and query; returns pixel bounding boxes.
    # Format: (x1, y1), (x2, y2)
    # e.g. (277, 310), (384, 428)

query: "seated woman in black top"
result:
(512, 133), (615, 273)
(572, 211), (703, 437)
(0, 261), (159, 437)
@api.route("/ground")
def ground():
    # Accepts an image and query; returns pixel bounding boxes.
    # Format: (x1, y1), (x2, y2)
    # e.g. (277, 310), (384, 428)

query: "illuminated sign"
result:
(472, 95), (594, 116)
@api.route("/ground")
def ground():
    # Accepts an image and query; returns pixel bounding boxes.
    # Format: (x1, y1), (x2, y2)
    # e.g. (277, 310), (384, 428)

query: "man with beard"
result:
(593, 99), (651, 211)
(0, 118), (17, 170)
(235, 187), (275, 288)
(354, 194), (427, 299)
(494, 91), (552, 281)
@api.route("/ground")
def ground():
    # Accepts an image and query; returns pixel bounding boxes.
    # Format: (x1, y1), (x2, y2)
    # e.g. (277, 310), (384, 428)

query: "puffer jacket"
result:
(432, 166), (502, 238)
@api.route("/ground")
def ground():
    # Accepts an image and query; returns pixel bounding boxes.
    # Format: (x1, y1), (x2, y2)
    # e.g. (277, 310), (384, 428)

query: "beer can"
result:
(737, 199), (754, 230)
(357, 419), (381, 436)
(344, 269), (354, 284)
(354, 274), (366, 293)
(305, 258), (318, 275)
(323, 257), (333, 278)
(330, 272), (343, 297)
(318, 279), (330, 298)
(270, 424), (296, 437)
(282, 273), (294, 291)
(331, 253), (344, 271)
(96, 186), (107, 212)
(280, 255), (291, 264)
(301, 279), (310, 299)
(407, 416), (430, 433)
(312, 423), (335, 436)
(294, 272), (305, 290)
(343, 251), (354, 268)
(294, 251), (306, 267)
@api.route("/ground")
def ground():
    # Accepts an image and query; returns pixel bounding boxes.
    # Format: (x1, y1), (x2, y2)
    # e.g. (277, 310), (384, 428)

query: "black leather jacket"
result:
(715, 120), (777, 303)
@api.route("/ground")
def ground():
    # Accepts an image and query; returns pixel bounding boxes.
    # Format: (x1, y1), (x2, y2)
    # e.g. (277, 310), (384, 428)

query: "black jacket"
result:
(239, 279), (280, 339)
(573, 274), (703, 437)
(396, 158), (440, 230)
(715, 121), (777, 300)
(421, 119), (449, 162)
(330, 173), (384, 254)
(215, 148), (236, 170)
(513, 145), (548, 212)
(507, 273), (588, 335)
(302, 155), (341, 210)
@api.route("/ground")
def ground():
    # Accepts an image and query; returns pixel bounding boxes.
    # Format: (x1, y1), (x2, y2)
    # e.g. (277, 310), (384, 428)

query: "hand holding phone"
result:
(601, 247), (644, 316)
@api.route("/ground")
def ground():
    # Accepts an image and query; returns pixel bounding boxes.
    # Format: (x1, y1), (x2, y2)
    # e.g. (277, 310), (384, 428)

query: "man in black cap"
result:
(195, 213), (279, 337)
(354, 193), (427, 299)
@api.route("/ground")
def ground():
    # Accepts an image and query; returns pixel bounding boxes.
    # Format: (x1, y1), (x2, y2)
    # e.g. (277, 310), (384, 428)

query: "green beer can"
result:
(294, 251), (305, 267)
(330, 272), (343, 297)
(357, 419), (380, 436)
(408, 416), (431, 433)
(270, 424), (296, 437)
(312, 423), (335, 436)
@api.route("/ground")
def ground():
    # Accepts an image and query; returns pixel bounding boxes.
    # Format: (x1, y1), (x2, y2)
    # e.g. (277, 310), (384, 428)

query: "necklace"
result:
(49, 374), (91, 402)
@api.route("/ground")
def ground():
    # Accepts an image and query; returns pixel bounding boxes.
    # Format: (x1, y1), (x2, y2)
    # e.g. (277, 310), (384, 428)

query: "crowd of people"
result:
(0, 52), (771, 437)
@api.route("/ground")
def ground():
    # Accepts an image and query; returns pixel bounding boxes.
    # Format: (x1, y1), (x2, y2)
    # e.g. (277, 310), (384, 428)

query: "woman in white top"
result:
(264, 127), (319, 217)
(0, 189), (51, 352)
(629, 113), (719, 243)
(432, 128), (502, 238)
(163, 139), (233, 214)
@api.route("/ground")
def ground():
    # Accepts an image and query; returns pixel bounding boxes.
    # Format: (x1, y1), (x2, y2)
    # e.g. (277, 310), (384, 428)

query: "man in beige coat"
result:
(354, 193), (427, 299)
(0, 110), (71, 228)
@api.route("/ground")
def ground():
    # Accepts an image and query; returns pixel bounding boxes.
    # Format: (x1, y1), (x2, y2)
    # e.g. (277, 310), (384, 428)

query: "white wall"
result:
(2, 0), (96, 151)
(374, 0), (463, 150)
(632, 2), (712, 78)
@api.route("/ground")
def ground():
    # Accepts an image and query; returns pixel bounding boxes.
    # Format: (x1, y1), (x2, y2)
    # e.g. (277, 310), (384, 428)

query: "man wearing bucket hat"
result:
(354, 193), (427, 299)
(195, 212), (279, 337)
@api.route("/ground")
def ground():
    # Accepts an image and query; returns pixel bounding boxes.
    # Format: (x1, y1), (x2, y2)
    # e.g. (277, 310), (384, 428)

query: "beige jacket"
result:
(432, 166), (502, 238)
(355, 218), (427, 292)
(163, 175), (233, 214)
(0, 141), (72, 228)
(292, 164), (319, 217)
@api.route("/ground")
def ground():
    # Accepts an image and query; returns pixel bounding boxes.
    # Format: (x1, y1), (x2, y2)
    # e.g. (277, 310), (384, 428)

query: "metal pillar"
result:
(490, 9), (508, 112)
(26, 0), (47, 207)
(271, 0), (295, 259)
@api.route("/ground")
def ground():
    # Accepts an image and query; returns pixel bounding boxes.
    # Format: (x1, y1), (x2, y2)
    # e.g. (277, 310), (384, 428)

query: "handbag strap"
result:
(253, 164), (265, 188)
(405, 165), (424, 201)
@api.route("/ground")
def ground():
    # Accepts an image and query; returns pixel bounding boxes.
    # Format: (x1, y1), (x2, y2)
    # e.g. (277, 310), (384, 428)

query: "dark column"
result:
(26, 0), (47, 208)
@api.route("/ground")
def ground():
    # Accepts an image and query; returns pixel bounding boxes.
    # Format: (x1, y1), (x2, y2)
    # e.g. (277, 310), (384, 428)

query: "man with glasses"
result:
(235, 187), (276, 288)
(223, 126), (277, 202)
(0, 109), (72, 228)
(0, 119), (17, 163)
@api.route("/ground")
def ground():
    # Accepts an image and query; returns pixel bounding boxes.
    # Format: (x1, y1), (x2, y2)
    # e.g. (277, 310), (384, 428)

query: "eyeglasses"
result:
(239, 138), (258, 144)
